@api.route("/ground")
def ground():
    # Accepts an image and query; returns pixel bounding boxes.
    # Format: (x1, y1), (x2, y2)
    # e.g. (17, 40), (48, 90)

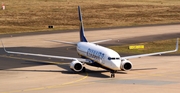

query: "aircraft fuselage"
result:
(77, 42), (121, 71)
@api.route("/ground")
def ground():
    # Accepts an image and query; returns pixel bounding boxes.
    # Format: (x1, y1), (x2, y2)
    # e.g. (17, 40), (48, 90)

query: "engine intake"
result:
(120, 59), (133, 71)
(70, 61), (84, 72)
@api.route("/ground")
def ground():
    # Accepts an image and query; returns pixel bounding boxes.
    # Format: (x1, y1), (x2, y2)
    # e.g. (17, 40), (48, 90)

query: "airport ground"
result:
(0, 24), (180, 93)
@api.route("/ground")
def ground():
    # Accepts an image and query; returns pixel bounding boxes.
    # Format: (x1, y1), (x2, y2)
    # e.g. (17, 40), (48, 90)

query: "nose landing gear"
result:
(111, 73), (115, 78)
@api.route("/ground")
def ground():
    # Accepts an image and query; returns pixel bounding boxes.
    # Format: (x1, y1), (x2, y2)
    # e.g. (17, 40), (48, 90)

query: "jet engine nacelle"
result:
(70, 61), (84, 72)
(120, 59), (133, 71)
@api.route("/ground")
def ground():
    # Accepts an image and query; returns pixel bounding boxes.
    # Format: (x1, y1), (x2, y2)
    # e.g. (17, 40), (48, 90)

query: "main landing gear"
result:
(110, 70), (116, 78)
(82, 67), (86, 73)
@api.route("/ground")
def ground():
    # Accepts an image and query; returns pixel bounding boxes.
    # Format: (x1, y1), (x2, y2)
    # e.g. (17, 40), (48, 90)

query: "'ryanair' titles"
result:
(87, 48), (104, 60)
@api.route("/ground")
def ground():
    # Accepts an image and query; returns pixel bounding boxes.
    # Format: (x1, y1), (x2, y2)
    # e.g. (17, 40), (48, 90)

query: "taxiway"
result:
(0, 24), (180, 93)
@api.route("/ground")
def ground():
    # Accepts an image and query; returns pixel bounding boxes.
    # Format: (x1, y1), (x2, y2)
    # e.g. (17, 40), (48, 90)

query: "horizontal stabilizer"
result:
(45, 40), (77, 45)
(90, 39), (112, 44)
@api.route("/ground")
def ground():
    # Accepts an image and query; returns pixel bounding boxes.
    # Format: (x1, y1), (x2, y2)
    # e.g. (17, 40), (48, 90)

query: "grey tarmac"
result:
(0, 24), (180, 93)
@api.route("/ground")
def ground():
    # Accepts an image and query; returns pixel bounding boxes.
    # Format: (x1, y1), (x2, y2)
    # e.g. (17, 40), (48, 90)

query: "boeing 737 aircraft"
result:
(1, 6), (179, 78)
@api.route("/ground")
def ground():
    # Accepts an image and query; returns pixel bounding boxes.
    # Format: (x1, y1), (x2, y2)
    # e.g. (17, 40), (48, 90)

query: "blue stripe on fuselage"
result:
(87, 48), (104, 60)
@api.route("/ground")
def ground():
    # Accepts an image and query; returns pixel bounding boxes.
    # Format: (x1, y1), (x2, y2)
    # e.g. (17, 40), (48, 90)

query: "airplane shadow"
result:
(3, 67), (157, 78)
(0, 58), (158, 78)
(57, 65), (111, 78)
(3, 69), (62, 73)
(0, 58), (110, 78)
(131, 68), (157, 71)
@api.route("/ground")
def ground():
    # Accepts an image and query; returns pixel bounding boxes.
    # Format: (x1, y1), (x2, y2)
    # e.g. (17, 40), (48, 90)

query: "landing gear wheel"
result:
(110, 73), (115, 78)
(82, 67), (86, 73)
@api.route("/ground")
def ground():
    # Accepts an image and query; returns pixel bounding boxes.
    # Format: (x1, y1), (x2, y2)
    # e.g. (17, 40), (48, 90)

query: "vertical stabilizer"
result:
(78, 6), (88, 42)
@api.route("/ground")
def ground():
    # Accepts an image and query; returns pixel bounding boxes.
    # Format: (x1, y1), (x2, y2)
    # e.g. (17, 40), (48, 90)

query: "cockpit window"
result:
(108, 57), (120, 60)
(111, 58), (116, 60)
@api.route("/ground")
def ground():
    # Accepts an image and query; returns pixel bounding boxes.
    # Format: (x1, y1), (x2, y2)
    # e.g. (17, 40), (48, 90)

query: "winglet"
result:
(175, 38), (179, 51)
(1, 40), (8, 53)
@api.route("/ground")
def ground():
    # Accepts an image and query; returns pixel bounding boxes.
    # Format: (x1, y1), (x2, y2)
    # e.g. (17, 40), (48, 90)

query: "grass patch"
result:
(0, 0), (180, 34)
(109, 39), (180, 54)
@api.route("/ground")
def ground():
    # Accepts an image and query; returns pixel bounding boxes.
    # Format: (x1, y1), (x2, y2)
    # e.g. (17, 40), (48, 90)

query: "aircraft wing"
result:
(1, 40), (91, 63)
(90, 39), (112, 44)
(122, 38), (179, 59)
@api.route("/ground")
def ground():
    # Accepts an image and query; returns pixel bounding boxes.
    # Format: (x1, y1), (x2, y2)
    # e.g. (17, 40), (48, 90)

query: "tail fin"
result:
(78, 6), (88, 42)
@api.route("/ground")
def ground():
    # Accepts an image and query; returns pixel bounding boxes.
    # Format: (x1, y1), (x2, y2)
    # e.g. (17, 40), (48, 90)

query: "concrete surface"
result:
(0, 24), (180, 93)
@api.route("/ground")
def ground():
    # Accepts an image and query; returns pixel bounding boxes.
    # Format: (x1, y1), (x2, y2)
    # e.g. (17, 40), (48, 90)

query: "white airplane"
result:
(1, 6), (179, 78)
